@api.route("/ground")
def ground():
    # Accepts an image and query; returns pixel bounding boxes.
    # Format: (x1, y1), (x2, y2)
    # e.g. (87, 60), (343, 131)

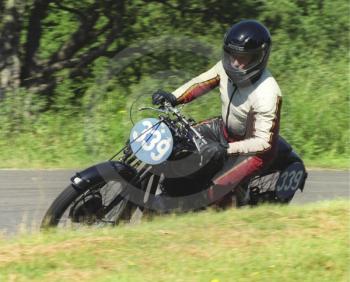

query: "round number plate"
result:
(129, 118), (173, 165)
(275, 162), (305, 200)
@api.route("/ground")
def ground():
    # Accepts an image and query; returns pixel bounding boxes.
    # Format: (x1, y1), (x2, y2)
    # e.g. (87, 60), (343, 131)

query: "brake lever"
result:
(140, 102), (207, 151)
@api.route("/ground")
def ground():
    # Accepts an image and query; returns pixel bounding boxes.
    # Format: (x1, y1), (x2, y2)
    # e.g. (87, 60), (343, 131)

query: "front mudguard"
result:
(70, 161), (137, 192)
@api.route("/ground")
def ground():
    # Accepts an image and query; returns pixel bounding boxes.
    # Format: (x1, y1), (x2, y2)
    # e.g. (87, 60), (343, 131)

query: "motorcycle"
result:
(41, 100), (307, 228)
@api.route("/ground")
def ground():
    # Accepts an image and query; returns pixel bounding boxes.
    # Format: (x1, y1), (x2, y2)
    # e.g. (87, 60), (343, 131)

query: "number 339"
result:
(277, 170), (303, 191)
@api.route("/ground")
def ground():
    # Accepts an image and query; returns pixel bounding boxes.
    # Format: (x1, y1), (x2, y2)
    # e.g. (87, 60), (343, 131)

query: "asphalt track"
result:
(0, 169), (348, 236)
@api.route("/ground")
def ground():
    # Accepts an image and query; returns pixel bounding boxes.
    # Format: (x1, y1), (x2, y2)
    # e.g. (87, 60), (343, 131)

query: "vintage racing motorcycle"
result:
(41, 100), (307, 228)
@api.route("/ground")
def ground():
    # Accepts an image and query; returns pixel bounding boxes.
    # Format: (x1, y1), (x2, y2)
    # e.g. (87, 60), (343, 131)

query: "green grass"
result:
(0, 80), (348, 170)
(0, 50), (348, 170)
(0, 0), (348, 170)
(0, 200), (349, 282)
(304, 157), (350, 170)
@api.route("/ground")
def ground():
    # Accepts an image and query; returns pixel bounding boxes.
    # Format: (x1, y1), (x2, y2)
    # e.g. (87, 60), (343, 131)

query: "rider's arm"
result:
(172, 62), (220, 104)
(227, 90), (282, 155)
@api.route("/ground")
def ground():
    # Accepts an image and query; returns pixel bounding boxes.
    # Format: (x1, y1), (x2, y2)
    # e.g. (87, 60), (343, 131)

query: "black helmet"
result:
(223, 20), (271, 84)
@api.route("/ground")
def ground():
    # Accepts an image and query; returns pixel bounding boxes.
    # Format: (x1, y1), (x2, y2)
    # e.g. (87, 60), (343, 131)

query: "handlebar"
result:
(138, 101), (207, 150)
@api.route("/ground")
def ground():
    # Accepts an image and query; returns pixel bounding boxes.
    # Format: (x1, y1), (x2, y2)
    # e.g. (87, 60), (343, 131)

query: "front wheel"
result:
(41, 180), (134, 228)
(41, 184), (81, 227)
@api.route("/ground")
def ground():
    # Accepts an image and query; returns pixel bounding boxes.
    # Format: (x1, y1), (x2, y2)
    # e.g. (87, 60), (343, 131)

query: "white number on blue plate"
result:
(130, 118), (173, 165)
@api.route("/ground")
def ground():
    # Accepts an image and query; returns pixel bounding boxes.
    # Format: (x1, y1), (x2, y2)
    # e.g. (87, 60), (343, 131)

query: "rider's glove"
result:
(152, 90), (178, 106)
(200, 142), (228, 166)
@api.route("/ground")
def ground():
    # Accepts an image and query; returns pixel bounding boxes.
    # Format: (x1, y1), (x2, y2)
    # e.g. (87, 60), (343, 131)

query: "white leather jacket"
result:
(172, 60), (282, 155)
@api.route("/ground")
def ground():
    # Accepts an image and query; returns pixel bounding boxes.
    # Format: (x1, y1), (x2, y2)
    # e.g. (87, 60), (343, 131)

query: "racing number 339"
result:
(130, 119), (173, 164)
(277, 169), (303, 192)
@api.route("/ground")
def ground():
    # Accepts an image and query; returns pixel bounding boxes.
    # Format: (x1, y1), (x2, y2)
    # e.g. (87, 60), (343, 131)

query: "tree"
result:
(0, 0), (130, 97)
(1, 0), (343, 103)
(0, 0), (262, 100)
(0, 0), (24, 95)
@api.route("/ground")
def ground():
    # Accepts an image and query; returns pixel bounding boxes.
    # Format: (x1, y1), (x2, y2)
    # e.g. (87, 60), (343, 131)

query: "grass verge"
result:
(0, 200), (349, 282)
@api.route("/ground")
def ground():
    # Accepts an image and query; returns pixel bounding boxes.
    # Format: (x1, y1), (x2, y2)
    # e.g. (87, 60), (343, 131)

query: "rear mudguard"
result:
(70, 161), (137, 192)
(269, 137), (308, 192)
(284, 150), (308, 192)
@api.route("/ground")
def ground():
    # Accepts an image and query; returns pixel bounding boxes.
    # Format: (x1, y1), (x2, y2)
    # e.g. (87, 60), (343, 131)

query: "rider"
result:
(152, 20), (282, 204)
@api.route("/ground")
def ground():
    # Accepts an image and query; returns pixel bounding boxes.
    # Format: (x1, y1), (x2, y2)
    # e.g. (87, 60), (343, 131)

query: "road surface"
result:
(0, 169), (348, 236)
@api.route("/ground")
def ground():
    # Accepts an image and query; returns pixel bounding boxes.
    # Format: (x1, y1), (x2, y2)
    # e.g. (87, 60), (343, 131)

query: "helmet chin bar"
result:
(224, 66), (262, 85)
(222, 52), (266, 84)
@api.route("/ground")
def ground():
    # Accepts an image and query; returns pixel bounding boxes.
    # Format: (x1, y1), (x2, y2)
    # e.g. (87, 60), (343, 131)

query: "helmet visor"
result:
(223, 48), (265, 72)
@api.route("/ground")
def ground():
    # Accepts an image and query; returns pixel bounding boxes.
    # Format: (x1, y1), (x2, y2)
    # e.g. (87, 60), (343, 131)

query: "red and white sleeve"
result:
(172, 62), (220, 104)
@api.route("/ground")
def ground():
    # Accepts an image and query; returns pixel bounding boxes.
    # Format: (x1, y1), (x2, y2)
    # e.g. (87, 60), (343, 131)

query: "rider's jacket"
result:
(172, 61), (282, 155)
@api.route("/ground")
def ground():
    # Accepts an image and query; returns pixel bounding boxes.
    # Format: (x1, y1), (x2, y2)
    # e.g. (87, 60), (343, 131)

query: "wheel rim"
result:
(56, 180), (129, 228)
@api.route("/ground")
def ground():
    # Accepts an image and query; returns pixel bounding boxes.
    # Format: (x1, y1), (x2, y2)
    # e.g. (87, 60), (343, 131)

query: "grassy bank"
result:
(0, 63), (349, 170)
(0, 200), (349, 281)
(0, 0), (348, 169)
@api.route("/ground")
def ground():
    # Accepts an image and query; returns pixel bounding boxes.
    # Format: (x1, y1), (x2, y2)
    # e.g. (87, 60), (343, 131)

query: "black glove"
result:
(200, 142), (228, 165)
(152, 90), (178, 106)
